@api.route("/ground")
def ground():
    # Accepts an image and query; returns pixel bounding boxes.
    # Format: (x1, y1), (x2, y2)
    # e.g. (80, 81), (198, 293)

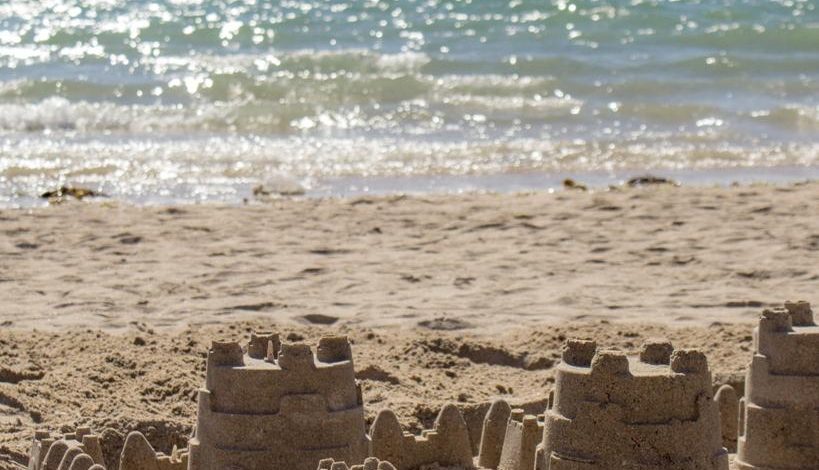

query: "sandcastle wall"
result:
(1, 456), (25, 470)
(27, 427), (104, 470)
(536, 339), (728, 470)
(370, 404), (473, 470)
(735, 301), (819, 470)
(317, 457), (396, 470)
(188, 333), (370, 470)
(28, 427), (185, 470)
(119, 431), (187, 470)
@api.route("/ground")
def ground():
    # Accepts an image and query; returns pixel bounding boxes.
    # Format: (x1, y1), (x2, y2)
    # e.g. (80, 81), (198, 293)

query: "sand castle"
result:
(189, 333), (370, 470)
(535, 338), (728, 469)
(735, 301), (819, 469)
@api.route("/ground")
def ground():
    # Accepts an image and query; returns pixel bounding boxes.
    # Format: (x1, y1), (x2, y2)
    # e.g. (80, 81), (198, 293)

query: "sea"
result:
(1, 0), (818, 205)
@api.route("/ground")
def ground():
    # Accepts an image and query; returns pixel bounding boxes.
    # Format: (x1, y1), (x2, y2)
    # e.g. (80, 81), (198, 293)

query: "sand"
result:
(1, 181), (817, 331)
(1, 181), (818, 467)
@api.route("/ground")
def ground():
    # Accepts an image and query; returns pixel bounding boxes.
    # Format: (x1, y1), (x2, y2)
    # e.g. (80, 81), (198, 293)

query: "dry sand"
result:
(1, 182), (817, 331)
(1, 181), (818, 467)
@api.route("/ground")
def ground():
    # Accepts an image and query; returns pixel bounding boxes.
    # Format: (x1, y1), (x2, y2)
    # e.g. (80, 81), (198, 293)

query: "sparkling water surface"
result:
(1, 0), (818, 204)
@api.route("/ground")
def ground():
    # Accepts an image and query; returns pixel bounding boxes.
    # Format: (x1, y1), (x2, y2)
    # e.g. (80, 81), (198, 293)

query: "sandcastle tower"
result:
(27, 427), (105, 470)
(536, 338), (728, 469)
(478, 400), (512, 469)
(735, 301), (819, 469)
(188, 333), (370, 470)
(497, 409), (543, 470)
(370, 404), (473, 470)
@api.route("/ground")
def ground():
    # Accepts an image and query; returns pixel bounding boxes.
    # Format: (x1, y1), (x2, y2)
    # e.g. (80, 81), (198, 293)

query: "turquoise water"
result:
(1, 0), (818, 203)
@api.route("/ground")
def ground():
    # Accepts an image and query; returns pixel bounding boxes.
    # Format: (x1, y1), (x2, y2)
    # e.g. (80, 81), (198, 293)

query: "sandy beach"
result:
(1, 181), (817, 467)
(3, 0), (818, 466)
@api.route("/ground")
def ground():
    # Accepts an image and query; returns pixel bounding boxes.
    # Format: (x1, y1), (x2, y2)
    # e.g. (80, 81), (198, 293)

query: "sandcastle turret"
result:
(714, 385), (739, 452)
(536, 338), (728, 469)
(478, 399), (512, 469)
(189, 333), (369, 470)
(370, 404), (472, 470)
(736, 301), (819, 469)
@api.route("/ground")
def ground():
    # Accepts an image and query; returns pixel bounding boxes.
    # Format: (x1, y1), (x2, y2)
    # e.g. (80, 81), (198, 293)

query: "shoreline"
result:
(1, 180), (816, 333)
(3, 164), (819, 209)
(312, 165), (819, 199)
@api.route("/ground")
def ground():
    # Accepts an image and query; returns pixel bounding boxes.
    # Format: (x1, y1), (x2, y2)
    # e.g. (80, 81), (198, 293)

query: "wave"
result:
(748, 105), (819, 132)
(0, 98), (255, 133)
(146, 49), (432, 76)
(1, 94), (816, 138)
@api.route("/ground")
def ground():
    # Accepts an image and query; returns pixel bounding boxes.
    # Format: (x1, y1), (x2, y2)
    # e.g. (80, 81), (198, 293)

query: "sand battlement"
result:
(538, 339), (727, 469)
(207, 332), (353, 368)
(563, 338), (708, 376)
(737, 301), (819, 469)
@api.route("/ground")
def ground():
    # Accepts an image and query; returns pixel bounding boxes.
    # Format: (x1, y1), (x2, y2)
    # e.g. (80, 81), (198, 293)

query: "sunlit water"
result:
(1, 0), (818, 204)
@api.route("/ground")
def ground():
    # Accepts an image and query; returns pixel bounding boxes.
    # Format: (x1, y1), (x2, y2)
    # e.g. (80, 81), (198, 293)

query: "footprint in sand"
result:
(300, 314), (339, 325)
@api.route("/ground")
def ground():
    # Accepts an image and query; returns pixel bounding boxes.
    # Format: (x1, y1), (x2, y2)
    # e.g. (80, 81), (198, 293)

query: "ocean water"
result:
(1, 0), (818, 204)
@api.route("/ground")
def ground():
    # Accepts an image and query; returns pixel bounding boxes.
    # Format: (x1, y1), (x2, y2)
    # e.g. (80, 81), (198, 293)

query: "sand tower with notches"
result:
(735, 301), (819, 469)
(536, 338), (728, 470)
(187, 333), (370, 470)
